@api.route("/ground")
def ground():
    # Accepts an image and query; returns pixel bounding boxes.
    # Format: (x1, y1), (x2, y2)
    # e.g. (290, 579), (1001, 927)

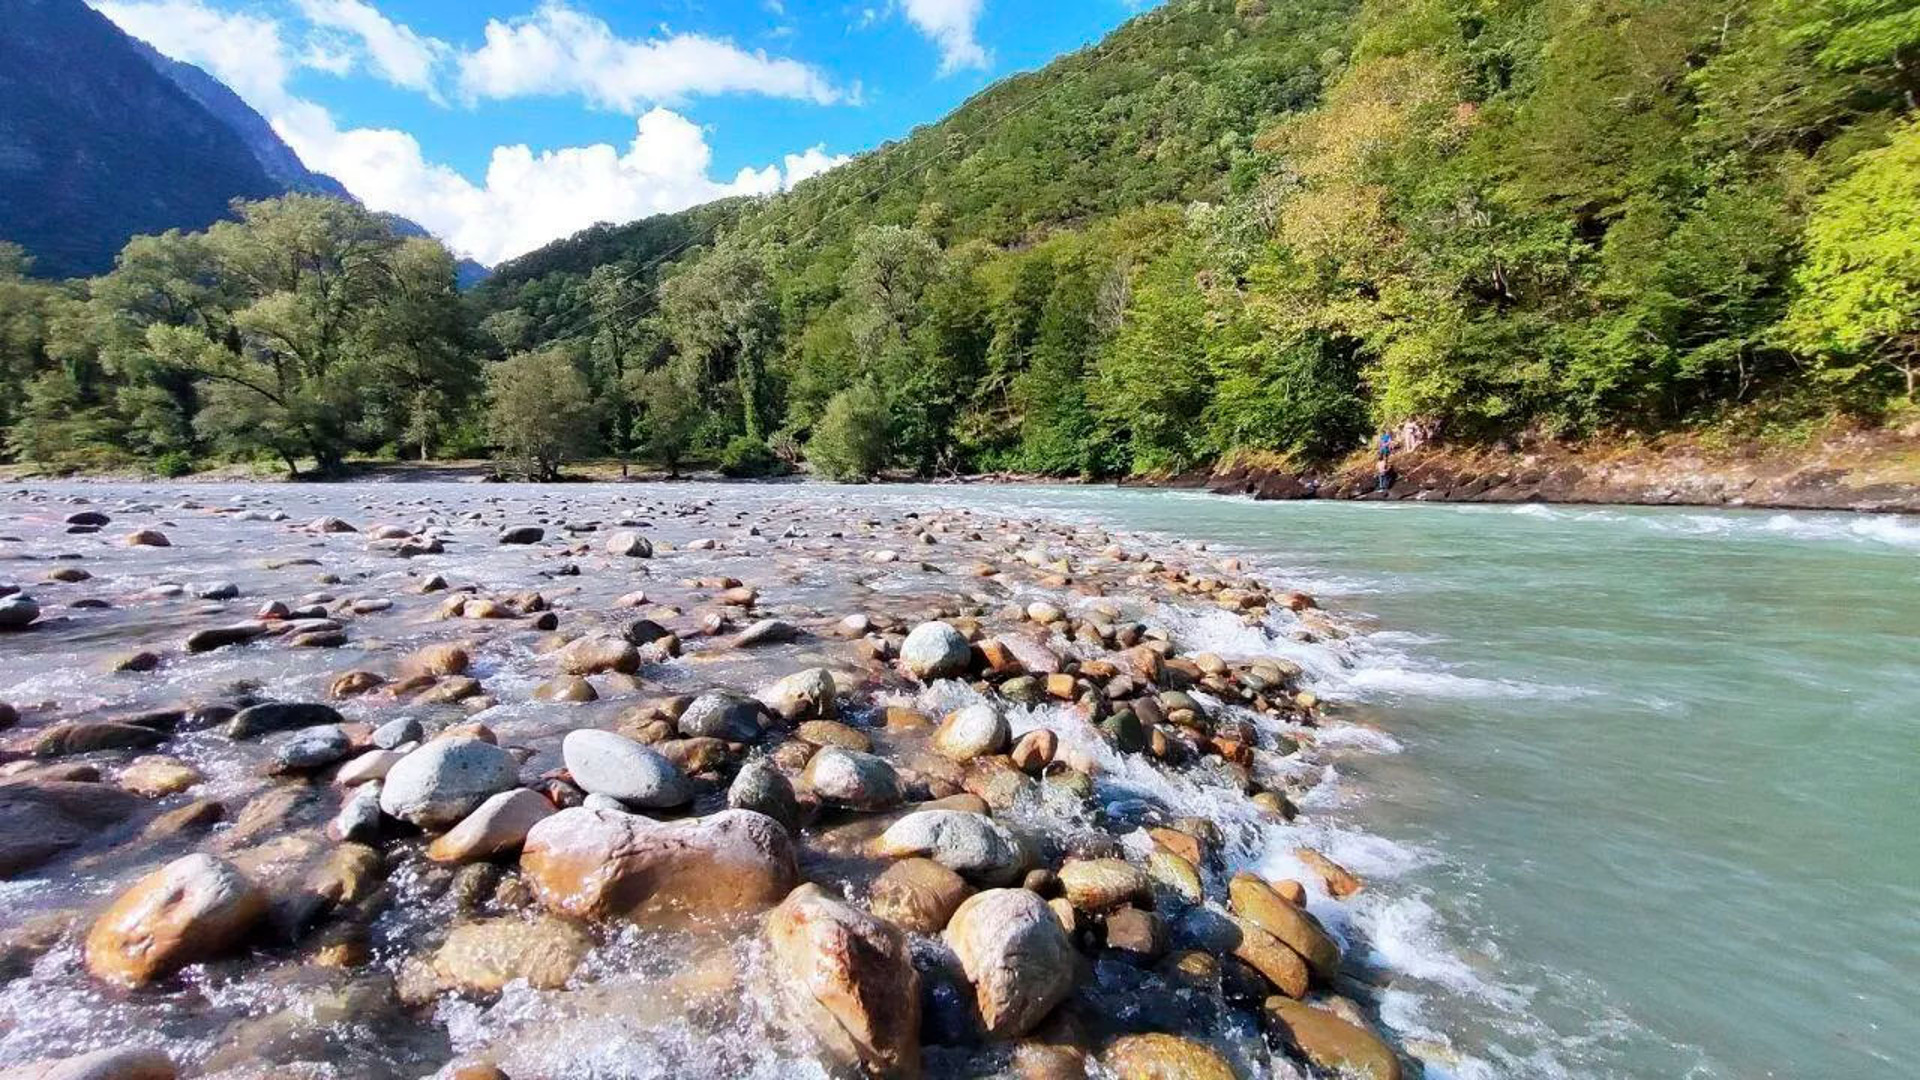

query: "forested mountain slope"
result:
(0, 0), (1913, 485)
(474, 0), (1920, 480)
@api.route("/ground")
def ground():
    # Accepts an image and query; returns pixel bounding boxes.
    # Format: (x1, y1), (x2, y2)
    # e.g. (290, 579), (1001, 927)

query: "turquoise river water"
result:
(901, 486), (1919, 1079)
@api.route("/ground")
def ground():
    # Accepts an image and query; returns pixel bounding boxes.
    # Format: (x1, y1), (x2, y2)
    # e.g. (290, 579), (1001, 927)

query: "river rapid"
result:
(0, 480), (1910, 1080)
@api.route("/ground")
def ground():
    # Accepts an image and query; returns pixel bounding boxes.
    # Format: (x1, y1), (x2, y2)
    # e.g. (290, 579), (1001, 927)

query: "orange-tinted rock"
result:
(1294, 849), (1363, 897)
(868, 857), (970, 934)
(520, 807), (796, 923)
(83, 854), (266, 986)
(766, 884), (921, 1078)
(1228, 873), (1340, 980)
(1263, 998), (1402, 1080)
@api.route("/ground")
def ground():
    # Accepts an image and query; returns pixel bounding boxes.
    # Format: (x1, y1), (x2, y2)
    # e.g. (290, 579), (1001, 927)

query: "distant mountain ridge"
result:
(0, 0), (487, 284)
(0, 0), (281, 279)
(128, 38), (355, 201)
(132, 40), (490, 286)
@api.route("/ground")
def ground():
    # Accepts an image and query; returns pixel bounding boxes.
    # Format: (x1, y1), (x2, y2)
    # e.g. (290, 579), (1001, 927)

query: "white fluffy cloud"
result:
(295, 0), (449, 97)
(900, 0), (990, 74)
(88, 0), (851, 266)
(94, 0), (294, 102)
(278, 104), (847, 264)
(457, 3), (844, 109)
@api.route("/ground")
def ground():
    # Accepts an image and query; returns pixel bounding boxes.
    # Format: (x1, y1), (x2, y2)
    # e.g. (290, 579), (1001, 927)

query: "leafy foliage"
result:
(4, 0), (1914, 478)
(806, 382), (891, 481)
(485, 348), (595, 480)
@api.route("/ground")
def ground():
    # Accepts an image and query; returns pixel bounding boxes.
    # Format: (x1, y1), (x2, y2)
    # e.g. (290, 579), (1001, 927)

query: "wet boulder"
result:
(399, 643), (470, 679)
(560, 729), (692, 809)
(0, 1047), (177, 1080)
(520, 807), (798, 922)
(30, 722), (166, 758)
(756, 668), (837, 722)
(185, 621), (268, 653)
(1227, 872), (1340, 981)
(1101, 1034), (1237, 1080)
(1102, 906), (1167, 965)
(767, 884), (921, 1079)
(991, 636), (1062, 676)
(1009, 730), (1057, 773)
(0, 781), (143, 875)
(677, 690), (765, 742)
(1058, 859), (1151, 914)
(942, 888), (1075, 1039)
(732, 618), (799, 648)
(1262, 998), (1403, 1080)
(117, 756), (202, 798)
(1182, 908), (1309, 999)
(330, 781), (383, 842)
(371, 716), (424, 749)
(379, 737), (520, 829)
(226, 702), (344, 740)
(428, 788), (555, 863)
(83, 854), (266, 986)
(605, 531), (653, 558)
(868, 857), (970, 935)
(875, 810), (1023, 885)
(900, 621), (971, 681)
(269, 726), (351, 774)
(727, 758), (800, 833)
(556, 635), (640, 676)
(932, 703), (1010, 762)
(426, 916), (591, 995)
(800, 746), (903, 811)
(0, 595), (40, 631)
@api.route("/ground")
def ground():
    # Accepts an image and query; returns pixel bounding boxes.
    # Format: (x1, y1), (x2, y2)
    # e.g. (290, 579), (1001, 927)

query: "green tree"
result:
(1781, 120), (1920, 399)
(1089, 246), (1215, 473)
(630, 363), (704, 476)
(360, 238), (474, 459)
(661, 244), (778, 441)
(485, 348), (597, 480)
(124, 196), (409, 473)
(806, 381), (890, 481)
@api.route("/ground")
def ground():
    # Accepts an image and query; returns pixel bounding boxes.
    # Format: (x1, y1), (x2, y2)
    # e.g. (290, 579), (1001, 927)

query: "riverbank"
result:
(1153, 426), (1920, 514)
(0, 481), (1425, 1079)
(7, 424), (1917, 514)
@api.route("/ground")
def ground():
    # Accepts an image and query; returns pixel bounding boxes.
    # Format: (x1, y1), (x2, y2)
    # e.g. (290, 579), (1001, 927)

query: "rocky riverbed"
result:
(0, 483), (1422, 1080)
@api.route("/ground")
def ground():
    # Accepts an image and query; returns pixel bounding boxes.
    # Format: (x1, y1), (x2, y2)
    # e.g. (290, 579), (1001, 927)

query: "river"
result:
(0, 481), (1912, 1079)
(914, 485), (1920, 1079)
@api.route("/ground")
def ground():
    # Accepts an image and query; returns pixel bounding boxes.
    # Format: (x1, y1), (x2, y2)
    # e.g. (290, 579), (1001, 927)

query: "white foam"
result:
(1361, 894), (1528, 1010)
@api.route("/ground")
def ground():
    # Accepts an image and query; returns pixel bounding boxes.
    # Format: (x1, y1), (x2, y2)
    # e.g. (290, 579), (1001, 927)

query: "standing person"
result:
(1375, 430), (1394, 493)
(1378, 430), (1394, 462)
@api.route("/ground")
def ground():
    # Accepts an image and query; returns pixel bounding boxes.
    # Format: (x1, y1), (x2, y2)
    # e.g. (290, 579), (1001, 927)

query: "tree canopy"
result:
(2, 0), (1914, 480)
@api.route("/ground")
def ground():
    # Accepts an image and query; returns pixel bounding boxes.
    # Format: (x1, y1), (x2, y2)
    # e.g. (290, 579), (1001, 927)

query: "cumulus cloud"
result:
(279, 104), (849, 264)
(90, 0), (850, 266)
(900, 0), (990, 74)
(457, 3), (845, 109)
(93, 0), (295, 103)
(295, 0), (450, 97)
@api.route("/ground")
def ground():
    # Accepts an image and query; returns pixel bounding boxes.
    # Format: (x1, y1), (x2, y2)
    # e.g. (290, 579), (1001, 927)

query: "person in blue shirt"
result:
(1375, 431), (1394, 492)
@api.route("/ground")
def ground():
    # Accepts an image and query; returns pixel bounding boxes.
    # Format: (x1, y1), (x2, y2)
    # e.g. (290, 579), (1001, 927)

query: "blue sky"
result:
(90, 1), (1152, 265)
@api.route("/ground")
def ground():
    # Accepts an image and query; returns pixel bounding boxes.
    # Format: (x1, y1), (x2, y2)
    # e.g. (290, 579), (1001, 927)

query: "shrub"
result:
(152, 450), (195, 478)
(718, 435), (780, 478)
(805, 383), (891, 481)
